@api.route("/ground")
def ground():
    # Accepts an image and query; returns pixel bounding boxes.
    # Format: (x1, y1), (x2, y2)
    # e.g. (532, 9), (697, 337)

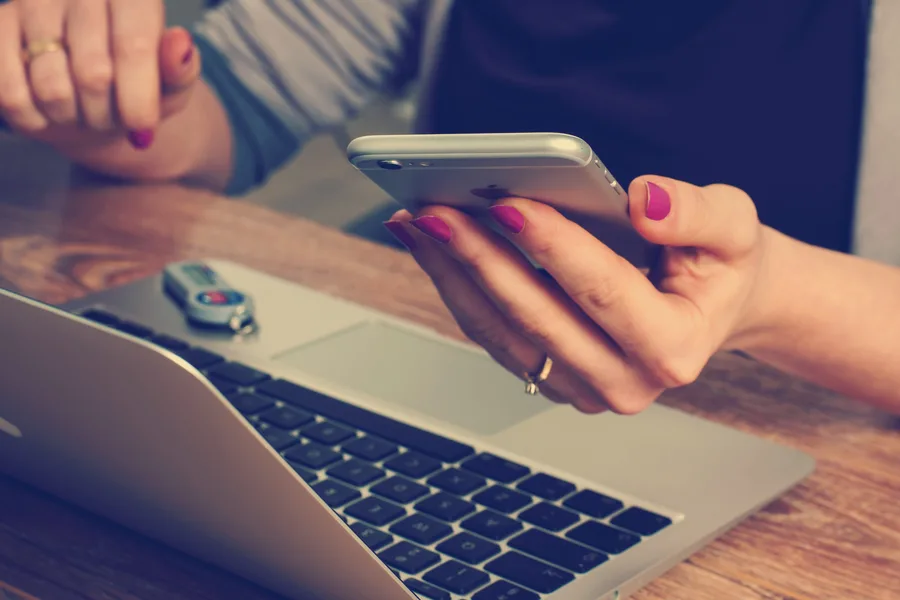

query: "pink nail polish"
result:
(383, 221), (417, 251)
(411, 216), (452, 244)
(645, 182), (671, 221)
(182, 46), (194, 65)
(127, 129), (154, 150)
(488, 205), (525, 234)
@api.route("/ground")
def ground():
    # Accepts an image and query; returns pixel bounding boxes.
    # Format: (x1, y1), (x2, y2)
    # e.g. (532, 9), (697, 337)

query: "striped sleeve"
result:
(191, 0), (426, 195)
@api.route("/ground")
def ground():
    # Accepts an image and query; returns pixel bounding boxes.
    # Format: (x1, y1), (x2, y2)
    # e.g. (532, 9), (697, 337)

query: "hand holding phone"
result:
(347, 132), (658, 269)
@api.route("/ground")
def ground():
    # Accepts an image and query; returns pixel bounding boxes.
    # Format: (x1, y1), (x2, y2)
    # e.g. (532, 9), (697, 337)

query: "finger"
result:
(385, 215), (607, 413)
(627, 176), (762, 260)
(109, 0), (164, 132)
(0, 3), (47, 131)
(479, 198), (698, 386)
(158, 26), (201, 118)
(20, 0), (78, 125)
(67, 0), (114, 131)
(408, 206), (659, 414)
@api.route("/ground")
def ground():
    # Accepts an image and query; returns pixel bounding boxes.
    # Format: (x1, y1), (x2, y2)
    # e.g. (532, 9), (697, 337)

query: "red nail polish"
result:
(127, 129), (154, 150)
(383, 221), (417, 251)
(181, 46), (194, 65)
(411, 216), (452, 244)
(488, 205), (525, 233)
(645, 182), (671, 221)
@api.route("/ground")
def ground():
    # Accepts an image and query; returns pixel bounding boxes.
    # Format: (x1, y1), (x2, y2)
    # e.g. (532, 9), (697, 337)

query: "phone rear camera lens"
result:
(377, 160), (403, 170)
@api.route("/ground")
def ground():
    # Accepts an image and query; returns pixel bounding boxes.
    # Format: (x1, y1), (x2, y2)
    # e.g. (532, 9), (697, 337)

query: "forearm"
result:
(742, 228), (900, 412)
(61, 82), (233, 192)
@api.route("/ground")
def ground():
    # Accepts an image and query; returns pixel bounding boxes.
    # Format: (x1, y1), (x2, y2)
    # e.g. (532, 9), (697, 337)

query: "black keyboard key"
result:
(283, 442), (342, 469)
(80, 308), (120, 326)
(563, 489), (624, 519)
(428, 468), (486, 495)
(485, 552), (574, 594)
(302, 421), (356, 445)
(415, 492), (476, 522)
(384, 451), (442, 478)
(519, 502), (579, 532)
(472, 485), (532, 514)
(177, 347), (224, 369)
(390, 514), (452, 545)
(517, 473), (576, 501)
(116, 320), (154, 338)
(290, 464), (318, 484)
(509, 529), (607, 573)
(461, 510), (523, 541)
(227, 391), (275, 415)
(343, 436), (398, 461)
(611, 507), (672, 536)
(473, 580), (539, 600)
(379, 542), (440, 574)
(258, 427), (298, 451)
(148, 334), (190, 351)
(311, 479), (361, 508)
(327, 459), (385, 486)
(350, 522), (394, 551)
(259, 405), (314, 429)
(371, 476), (430, 504)
(436, 532), (500, 564)
(256, 379), (474, 462)
(424, 561), (490, 595)
(566, 520), (640, 554)
(405, 579), (450, 600)
(462, 454), (529, 484)
(207, 361), (270, 386)
(207, 376), (237, 395)
(345, 496), (406, 526)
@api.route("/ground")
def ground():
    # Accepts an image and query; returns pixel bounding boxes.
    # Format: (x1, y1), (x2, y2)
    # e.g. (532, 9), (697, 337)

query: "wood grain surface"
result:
(0, 144), (897, 600)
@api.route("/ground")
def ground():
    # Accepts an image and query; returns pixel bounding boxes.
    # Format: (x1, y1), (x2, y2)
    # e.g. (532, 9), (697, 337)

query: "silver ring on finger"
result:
(523, 355), (553, 395)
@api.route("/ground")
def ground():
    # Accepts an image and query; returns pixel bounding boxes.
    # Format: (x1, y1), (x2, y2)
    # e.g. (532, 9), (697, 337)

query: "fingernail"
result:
(383, 221), (417, 251)
(181, 46), (195, 65)
(645, 181), (671, 221)
(411, 215), (452, 244)
(488, 205), (525, 234)
(127, 129), (154, 150)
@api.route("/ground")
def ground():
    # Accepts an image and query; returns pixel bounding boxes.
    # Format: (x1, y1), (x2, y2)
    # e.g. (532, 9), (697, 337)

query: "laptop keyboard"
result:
(78, 308), (674, 599)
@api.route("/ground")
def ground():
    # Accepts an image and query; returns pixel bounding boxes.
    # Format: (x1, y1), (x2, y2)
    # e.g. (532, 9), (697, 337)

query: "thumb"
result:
(159, 26), (201, 95)
(627, 176), (762, 260)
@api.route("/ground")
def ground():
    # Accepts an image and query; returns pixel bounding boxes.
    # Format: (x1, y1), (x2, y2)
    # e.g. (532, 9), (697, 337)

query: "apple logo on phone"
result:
(469, 184), (510, 201)
(0, 415), (23, 439)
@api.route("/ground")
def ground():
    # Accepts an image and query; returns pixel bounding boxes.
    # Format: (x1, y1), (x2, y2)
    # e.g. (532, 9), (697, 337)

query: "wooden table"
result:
(0, 139), (898, 600)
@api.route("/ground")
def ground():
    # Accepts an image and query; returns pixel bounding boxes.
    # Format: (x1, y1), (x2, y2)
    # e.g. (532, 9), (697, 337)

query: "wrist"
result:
(724, 226), (801, 355)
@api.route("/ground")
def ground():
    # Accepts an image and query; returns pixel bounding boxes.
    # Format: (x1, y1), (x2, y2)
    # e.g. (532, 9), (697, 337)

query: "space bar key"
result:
(255, 379), (474, 463)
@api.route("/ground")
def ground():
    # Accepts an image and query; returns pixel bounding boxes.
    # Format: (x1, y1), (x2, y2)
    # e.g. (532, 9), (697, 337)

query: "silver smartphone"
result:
(346, 132), (658, 269)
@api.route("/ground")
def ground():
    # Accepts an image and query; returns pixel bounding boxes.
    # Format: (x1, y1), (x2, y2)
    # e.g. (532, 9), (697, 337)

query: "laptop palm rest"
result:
(273, 320), (552, 436)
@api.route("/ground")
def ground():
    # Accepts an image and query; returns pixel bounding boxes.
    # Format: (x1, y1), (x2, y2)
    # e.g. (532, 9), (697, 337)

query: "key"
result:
(509, 529), (607, 573)
(610, 507), (672, 536)
(436, 532), (500, 564)
(462, 453), (530, 483)
(345, 496), (406, 526)
(415, 492), (476, 522)
(485, 552), (574, 594)
(423, 561), (490, 595)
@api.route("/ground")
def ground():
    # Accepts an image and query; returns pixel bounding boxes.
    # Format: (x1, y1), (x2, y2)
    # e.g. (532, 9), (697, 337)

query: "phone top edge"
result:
(346, 132), (594, 166)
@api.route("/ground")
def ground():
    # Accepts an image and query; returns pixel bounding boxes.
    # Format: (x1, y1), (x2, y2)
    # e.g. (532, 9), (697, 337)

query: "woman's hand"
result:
(384, 177), (775, 414)
(0, 0), (201, 150)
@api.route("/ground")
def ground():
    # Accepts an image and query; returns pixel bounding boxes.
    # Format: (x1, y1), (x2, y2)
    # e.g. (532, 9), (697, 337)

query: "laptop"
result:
(0, 259), (814, 600)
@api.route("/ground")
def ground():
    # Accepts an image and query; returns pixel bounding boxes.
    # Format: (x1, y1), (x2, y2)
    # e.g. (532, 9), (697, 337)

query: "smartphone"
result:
(346, 132), (658, 269)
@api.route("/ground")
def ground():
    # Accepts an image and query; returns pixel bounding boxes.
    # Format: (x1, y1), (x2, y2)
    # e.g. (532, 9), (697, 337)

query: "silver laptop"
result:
(0, 259), (814, 600)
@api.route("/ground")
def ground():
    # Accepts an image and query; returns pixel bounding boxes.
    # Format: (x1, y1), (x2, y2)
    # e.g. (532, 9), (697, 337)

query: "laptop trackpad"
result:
(273, 321), (552, 436)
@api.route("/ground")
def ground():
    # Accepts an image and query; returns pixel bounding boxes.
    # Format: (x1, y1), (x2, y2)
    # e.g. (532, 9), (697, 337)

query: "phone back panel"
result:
(348, 133), (659, 269)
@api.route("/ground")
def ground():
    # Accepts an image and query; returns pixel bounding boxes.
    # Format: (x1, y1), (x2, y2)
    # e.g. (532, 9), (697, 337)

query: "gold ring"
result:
(22, 39), (66, 64)
(523, 355), (553, 395)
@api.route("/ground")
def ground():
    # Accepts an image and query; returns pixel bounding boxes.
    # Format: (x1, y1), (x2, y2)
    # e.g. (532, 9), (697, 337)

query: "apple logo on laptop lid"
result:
(0, 415), (22, 439)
